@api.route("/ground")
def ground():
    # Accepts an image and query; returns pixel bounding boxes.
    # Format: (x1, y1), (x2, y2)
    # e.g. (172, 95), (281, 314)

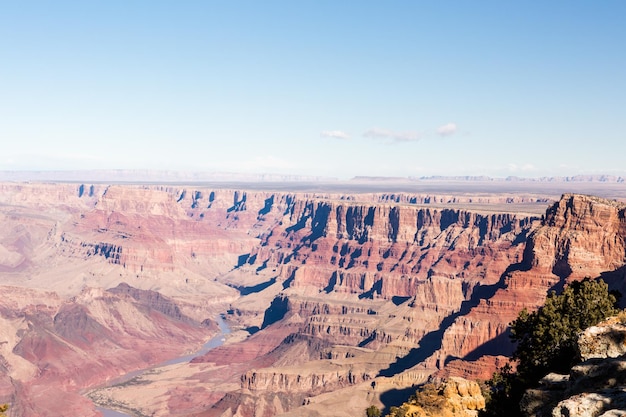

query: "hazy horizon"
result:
(4, 168), (626, 182)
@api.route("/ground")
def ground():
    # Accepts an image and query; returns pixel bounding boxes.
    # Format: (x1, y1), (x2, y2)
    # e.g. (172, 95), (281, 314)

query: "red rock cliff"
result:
(438, 194), (626, 381)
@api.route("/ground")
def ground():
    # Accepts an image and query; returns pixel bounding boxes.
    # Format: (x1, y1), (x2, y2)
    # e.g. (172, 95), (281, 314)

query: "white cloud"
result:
(321, 130), (350, 140)
(362, 122), (459, 143)
(436, 123), (457, 136)
(363, 128), (422, 143)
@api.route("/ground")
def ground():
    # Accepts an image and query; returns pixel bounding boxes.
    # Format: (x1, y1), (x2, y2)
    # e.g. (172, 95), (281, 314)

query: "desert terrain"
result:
(0, 177), (626, 416)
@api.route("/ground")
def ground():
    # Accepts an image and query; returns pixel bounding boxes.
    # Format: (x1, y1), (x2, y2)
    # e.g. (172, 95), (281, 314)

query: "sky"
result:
(1, 1), (625, 179)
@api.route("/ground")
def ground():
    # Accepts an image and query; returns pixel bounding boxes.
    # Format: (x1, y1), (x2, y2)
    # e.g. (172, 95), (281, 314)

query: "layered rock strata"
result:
(437, 194), (626, 381)
(1, 183), (626, 417)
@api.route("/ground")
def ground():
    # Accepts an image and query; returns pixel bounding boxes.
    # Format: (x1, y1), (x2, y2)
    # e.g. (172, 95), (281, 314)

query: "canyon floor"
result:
(1, 178), (626, 417)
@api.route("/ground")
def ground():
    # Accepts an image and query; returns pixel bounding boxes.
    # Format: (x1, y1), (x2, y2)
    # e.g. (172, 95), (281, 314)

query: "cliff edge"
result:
(522, 315), (626, 417)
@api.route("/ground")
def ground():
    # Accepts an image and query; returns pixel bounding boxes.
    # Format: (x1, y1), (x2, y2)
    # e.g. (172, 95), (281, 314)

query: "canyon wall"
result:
(1, 183), (625, 417)
(438, 194), (626, 381)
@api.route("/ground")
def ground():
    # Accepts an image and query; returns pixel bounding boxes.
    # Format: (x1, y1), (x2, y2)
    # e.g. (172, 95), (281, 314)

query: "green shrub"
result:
(365, 405), (382, 417)
(510, 278), (617, 381)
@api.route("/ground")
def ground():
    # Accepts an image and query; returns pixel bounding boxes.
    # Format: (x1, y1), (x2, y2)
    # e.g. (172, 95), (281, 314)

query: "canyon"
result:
(0, 180), (625, 416)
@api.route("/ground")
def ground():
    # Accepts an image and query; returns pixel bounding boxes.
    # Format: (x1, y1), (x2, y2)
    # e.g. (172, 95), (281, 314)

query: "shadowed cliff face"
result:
(250, 200), (535, 299)
(2, 184), (626, 417)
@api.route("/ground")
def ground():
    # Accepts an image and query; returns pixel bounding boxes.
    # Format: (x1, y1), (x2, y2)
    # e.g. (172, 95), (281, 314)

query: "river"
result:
(95, 315), (231, 417)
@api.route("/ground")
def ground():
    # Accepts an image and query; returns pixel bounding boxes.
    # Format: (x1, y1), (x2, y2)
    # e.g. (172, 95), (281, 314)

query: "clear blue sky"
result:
(1, 1), (625, 179)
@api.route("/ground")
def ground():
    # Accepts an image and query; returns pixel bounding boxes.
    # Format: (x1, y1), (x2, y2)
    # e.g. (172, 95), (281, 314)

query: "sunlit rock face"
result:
(530, 194), (626, 280)
(385, 376), (486, 417)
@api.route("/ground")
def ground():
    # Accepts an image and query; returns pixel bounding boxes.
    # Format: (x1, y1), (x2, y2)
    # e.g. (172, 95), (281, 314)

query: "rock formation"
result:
(437, 194), (626, 382)
(521, 315), (626, 417)
(1, 182), (626, 417)
(386, 377), (485, 417)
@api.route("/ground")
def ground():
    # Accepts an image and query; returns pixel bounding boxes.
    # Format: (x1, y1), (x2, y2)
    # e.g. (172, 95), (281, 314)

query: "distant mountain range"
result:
(352, 175), (626, 183)
(416, 175), (626, 182)
(0, 170), (338, 183)
(0, 170), (624, 183)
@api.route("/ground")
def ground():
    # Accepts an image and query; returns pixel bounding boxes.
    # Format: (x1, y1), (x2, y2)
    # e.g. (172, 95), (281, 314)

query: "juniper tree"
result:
(510, 278), (618, 382)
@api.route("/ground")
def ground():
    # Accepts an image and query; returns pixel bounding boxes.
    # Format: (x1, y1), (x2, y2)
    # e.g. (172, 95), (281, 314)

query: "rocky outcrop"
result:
(529, 194), (626, 280)
(578, 316), (626, 361)
(387, 377), (485, 417)
(521, 316), (626, 417)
